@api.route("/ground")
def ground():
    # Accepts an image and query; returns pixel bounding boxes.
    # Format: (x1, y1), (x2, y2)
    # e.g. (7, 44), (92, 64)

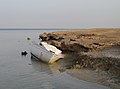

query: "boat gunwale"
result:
(32, 43), (59, 57)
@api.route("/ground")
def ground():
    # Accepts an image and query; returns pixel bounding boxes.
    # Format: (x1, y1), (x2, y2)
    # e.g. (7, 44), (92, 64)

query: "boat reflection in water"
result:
(31, 55), (59, 75)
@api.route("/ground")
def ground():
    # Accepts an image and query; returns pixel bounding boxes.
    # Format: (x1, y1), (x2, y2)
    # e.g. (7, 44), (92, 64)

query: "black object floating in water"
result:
(27, 37), (30, 40)
(21, 51), (28, 56)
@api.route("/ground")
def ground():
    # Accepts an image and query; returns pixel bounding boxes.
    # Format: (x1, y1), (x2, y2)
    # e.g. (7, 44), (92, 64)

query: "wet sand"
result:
(67, 69), (120, 89)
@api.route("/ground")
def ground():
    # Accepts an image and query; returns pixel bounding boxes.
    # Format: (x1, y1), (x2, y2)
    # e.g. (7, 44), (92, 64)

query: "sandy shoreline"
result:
(39, 28), (120, 89)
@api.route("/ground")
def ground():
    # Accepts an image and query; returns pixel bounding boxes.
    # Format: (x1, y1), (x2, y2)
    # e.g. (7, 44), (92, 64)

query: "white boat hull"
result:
(30, 43), (63, 63)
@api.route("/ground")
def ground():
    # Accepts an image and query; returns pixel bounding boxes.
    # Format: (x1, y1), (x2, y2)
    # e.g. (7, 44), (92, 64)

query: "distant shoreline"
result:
(0, 28), (120, 30)
(0, 27), (82, 30)
(0, 28), (66, 30)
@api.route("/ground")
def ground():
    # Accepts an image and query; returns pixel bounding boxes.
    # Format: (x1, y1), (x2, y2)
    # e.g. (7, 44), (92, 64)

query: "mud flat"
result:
(39, 28), (120, 89)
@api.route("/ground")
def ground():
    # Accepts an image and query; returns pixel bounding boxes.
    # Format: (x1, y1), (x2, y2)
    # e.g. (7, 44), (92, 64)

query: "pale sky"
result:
(0, 0), (120, 28)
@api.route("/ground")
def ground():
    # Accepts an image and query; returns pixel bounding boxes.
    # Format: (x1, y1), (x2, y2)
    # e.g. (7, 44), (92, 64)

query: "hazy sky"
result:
(0, 0), (120, 28)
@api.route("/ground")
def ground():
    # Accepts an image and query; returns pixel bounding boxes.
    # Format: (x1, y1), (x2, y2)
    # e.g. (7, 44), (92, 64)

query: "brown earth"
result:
(40, 28), (120, 52)
(39, 28), (120, 89)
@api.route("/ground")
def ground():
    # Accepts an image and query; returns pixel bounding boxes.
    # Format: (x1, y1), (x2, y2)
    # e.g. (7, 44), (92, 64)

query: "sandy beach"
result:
(39, 28), (120, 89)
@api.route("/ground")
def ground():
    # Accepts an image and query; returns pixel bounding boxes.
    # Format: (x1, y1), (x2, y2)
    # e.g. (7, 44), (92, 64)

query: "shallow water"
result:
(0, 30), (109, 89)
(100, 46), (120, 58)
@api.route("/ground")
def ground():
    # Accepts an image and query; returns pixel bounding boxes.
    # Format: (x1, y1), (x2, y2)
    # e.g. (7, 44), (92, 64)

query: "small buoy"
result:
(28, 63), (32, 65)
(21, 51), (28, 56)
(27, 37), (30, 40)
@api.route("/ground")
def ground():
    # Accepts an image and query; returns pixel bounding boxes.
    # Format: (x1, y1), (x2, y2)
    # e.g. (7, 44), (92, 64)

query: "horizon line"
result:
(0, 27), (83, 30)
(0, 27), (120, 30)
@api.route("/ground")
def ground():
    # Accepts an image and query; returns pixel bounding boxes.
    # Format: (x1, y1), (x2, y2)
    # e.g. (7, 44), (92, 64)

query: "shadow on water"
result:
(30, 52), (95, 73)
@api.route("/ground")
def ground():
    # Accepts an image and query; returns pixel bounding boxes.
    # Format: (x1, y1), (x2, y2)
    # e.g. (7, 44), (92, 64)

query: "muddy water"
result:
(0, 30), (109, 89)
